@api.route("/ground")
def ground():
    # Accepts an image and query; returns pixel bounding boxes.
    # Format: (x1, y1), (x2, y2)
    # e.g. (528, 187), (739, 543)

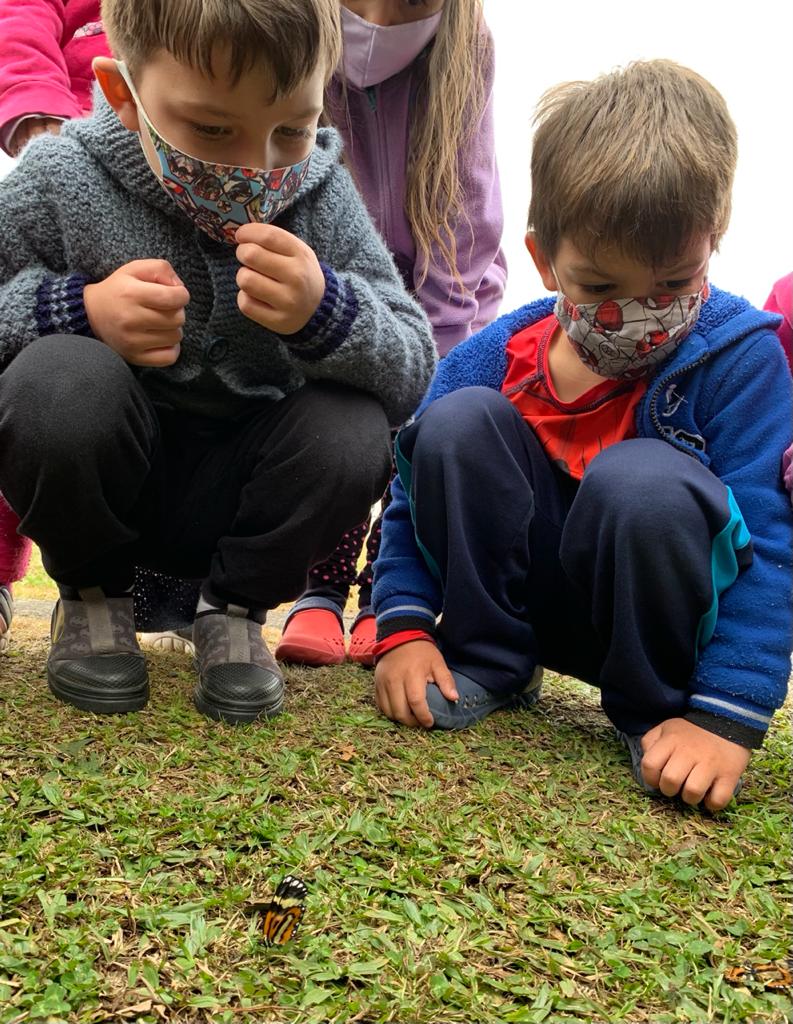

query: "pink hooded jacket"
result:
(764, 274), (793, 497)
(0, 0), (109, 154)
(0, 0), (109, 582)
(764, 273), (793, 372)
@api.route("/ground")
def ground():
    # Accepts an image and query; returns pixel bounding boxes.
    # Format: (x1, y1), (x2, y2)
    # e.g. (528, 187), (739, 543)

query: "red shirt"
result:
(502, 314), (646, 479)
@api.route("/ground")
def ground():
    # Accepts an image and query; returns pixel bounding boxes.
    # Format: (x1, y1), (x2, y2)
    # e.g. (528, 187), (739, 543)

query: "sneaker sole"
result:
(193, 688), (285, 724)
(274, 639), (346, 667)
(47, 666), (149, 714)
(347, 645), (375, 667)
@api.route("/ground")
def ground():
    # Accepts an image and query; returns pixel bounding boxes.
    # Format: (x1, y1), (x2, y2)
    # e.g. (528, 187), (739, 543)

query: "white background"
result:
(2, 0), (791, 312)
(487, 0), (793, 311)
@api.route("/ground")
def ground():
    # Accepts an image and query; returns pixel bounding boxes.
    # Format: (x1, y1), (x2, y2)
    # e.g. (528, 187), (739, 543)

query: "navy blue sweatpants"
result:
(396, 387), (751, 736)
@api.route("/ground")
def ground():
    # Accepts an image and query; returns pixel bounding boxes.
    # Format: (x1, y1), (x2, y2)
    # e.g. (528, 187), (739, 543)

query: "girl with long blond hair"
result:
(277, 0), (507, 667)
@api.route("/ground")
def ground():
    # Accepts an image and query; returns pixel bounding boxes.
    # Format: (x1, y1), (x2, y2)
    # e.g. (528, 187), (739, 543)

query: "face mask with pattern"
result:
(554, 279), (710, 380)
(117, 62), (312, 245)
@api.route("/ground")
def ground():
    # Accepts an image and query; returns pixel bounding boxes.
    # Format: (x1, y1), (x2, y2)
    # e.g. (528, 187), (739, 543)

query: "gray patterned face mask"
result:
(554, 279), (710, 380)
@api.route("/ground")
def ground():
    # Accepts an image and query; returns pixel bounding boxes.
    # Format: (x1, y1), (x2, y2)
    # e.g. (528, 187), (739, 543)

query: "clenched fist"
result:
(640, 717), (750, 811)
(84, 260), (190, 367)
(235, 223), (325, 335)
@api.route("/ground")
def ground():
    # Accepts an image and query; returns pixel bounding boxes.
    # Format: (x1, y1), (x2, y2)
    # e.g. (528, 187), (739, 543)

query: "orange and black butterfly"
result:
(724, 960), (793, 991)
(253, 875), (308, 947)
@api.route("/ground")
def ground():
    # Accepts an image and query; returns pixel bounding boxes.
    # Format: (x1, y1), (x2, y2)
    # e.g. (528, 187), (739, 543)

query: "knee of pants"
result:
(0, 334), (149, 455)
(303, 384), (392, 494)
(409, 386), (518, 466)
(573, 438), (725, 540)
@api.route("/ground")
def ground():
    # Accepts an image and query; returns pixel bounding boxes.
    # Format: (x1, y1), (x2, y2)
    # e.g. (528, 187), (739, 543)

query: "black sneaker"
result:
(193, 605), (284, 724)
(48, 587), (149, 713)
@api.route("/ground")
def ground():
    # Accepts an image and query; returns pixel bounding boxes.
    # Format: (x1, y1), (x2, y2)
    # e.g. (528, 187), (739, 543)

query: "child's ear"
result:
(525, 232), (558, 292)
(93, 57), (141, 132)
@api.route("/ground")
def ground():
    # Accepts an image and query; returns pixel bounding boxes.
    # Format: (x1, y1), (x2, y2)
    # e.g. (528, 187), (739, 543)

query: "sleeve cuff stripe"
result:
(377, 604), (436, 622)
(690, 694), (772, 725)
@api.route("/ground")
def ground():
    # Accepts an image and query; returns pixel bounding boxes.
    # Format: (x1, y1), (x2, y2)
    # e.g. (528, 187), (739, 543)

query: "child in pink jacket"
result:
(0, 0), (108, 155)
(764, 273), (793, 500)
(0, 0), (108, 652)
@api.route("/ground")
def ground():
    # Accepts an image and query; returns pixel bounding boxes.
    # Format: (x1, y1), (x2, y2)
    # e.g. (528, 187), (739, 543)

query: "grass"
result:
(12, 548), (54, 602)
(0, 558), (791, 1023)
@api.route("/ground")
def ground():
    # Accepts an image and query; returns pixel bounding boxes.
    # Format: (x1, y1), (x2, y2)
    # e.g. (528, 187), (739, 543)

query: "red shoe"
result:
(348, 613), (376, 667)
(275, 608), (346, 666)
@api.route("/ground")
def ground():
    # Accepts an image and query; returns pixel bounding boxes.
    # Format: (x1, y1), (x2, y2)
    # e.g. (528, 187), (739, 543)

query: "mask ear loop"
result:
(551, 267), (569, 302)
(115, 61), (152, 120)
(114, 60), (166, 143)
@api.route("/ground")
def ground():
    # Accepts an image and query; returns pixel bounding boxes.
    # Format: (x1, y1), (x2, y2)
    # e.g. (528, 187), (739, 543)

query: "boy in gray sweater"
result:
(0, 0), (435, 724)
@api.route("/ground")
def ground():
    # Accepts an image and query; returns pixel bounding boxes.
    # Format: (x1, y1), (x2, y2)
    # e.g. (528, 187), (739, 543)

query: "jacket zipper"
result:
(647, 353), (712, 458)
(366, 85), (393, 246)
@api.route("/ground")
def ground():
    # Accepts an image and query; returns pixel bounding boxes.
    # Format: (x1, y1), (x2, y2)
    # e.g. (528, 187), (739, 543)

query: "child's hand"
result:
(640, 717), (751, 811)
(84, 260), (190, 367)
(374, 640), (459, 728)
(235, 223), (325, 335)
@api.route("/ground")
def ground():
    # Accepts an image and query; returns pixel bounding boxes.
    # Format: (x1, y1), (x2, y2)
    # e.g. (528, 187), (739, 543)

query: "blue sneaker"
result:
(426, 666), (543, 730)
(616, 729), (743, 801)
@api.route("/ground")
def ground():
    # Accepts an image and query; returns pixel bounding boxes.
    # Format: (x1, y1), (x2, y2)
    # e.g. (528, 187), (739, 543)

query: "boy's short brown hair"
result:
(528, 60), (737, 266)
(101, 0), (341, 93)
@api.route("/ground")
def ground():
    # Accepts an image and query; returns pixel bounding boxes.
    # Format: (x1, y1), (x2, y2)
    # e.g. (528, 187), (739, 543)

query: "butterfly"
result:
(252, 875), (308, 947)
(724, 959), (793, 991)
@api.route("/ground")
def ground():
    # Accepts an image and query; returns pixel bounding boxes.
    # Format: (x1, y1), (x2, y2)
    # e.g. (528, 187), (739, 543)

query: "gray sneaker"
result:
(426, 665), (543, 730)
(193, 606), (284, 724)
(0, 585), (12, 655)
(48, 588), (149, 713)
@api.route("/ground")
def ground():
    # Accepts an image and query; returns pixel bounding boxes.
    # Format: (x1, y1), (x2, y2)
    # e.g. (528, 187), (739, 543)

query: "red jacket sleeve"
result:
(0, 0), (99, 149)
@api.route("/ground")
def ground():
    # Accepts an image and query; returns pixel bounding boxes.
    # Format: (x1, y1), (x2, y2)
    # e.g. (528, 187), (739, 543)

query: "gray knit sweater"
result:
(0, 96), (435, 424)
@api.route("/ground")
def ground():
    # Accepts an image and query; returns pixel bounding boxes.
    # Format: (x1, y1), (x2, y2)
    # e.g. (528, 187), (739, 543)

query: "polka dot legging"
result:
(305, 483), (392, 612)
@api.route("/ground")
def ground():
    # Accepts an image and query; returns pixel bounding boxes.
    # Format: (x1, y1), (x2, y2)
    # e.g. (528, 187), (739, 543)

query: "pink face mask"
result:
(340, 6), (443, 90)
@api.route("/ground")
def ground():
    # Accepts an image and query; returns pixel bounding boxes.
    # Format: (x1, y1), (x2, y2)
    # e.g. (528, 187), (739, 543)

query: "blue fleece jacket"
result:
(373, 287), (793, 747)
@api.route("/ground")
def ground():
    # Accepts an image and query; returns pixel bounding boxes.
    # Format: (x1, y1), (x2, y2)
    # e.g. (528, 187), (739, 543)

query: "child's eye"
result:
(582, 284), (614, 295)
(662, 278), (692, 290)
(277, 126), (315, 140)
(190, 123), (231, 139)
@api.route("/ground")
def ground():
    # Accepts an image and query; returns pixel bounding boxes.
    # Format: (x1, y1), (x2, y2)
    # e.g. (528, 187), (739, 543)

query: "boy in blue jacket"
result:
(371, 60), (793, 812)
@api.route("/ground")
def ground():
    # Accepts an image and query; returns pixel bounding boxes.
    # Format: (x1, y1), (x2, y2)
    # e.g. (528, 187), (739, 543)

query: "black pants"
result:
(0, 335), (391, 610)
(394, 387), (751, 736)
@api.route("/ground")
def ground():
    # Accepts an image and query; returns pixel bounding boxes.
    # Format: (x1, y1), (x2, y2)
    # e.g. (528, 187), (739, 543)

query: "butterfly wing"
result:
(261, 875), (308, 947)
(725, 961), (793, 992)
(752, 962), (793, 991)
